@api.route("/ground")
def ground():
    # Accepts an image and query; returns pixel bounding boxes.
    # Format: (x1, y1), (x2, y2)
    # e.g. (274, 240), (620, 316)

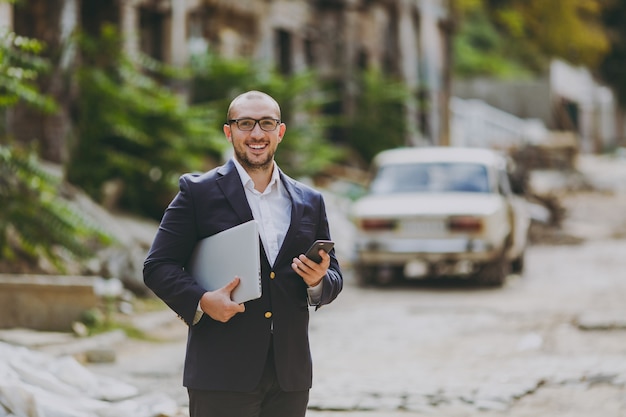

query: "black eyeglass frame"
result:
(227, 118), (281, 131)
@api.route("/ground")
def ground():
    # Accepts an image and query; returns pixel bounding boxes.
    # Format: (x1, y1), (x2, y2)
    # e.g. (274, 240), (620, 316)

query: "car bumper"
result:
(355, 237), (501, 270)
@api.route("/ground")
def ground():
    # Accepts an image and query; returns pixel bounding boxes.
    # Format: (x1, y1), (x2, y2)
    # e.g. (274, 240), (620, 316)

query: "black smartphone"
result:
(304, 240), (335, 263)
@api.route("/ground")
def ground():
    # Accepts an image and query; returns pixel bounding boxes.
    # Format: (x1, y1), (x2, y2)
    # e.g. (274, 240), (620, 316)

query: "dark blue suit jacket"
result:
(143, 159), (343, 392)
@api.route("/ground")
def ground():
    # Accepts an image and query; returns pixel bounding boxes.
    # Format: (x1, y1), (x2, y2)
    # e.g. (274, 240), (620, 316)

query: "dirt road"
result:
(305, 154), (626, 416)
(96, 231), (626, 417)
(307, 237), (626, 416)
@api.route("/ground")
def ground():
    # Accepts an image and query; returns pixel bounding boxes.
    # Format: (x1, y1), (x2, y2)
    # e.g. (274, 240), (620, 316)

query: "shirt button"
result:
(264, 311), (272, 319)
(270, 272), (276, 279)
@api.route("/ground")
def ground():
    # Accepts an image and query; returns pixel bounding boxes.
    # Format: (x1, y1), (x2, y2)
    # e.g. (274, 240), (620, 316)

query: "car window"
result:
(370, 162), (490, 194)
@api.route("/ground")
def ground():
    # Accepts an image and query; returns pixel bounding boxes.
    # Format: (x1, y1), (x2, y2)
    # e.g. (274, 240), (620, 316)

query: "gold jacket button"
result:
(270, 272), (276, 279)
(264, 311), (272, 319)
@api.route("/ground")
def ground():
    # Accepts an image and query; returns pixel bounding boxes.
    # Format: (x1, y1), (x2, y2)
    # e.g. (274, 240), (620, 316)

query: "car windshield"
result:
(369, 162), (490, 194)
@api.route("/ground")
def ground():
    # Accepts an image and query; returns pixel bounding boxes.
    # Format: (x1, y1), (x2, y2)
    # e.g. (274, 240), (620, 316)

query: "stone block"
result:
(0, 274), (99, 331)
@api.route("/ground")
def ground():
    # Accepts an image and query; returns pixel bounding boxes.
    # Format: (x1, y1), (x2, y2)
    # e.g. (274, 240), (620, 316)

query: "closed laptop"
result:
(187, 220), (262, 304)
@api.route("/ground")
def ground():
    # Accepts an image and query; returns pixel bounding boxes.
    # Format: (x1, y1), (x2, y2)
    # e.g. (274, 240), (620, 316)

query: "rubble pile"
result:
(0, 342), (184, 417)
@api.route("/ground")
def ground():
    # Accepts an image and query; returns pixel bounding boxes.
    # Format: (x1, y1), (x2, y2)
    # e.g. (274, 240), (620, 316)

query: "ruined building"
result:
(1, 0), (453, 162)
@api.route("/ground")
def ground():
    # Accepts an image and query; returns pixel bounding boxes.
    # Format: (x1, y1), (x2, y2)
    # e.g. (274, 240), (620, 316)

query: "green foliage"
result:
(0, 145), (113, 272)
(67, 25), (226, 220)
(453, 6), (532, 78)
(79, 305), (150, 339)
(189, 52), (343, 179)
(454, 0), (610, 77)
(499, 0), (609, 68)
(189, 53), (255, 107)
(0, 29), (56, 112)
(0, 26), (106, 273)
(342, 69), (410, 163)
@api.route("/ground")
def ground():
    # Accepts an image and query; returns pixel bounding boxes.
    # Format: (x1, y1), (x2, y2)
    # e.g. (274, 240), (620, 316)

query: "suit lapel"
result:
(216, 160), (254, 223)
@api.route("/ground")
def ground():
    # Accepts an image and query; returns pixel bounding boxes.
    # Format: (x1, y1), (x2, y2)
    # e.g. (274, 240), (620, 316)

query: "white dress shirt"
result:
(232, 158), (290, 266)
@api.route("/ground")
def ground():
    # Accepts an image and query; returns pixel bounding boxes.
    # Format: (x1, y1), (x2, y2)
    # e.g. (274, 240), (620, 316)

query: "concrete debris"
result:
(575, 312), (626, 331)
(0, 341), (184, 417)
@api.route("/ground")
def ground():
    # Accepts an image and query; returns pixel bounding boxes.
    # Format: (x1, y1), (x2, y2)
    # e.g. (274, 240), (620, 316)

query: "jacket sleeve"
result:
(143, 175), (206, 325)
(314, 193), (343, 309)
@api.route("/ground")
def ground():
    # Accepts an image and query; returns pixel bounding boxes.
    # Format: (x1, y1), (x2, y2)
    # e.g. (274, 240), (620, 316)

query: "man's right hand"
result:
(199, 277), (246, 322)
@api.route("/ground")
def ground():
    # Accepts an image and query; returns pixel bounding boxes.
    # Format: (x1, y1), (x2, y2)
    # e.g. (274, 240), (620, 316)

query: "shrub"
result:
(0, 145), (113, 273)
(342, 69), (410, 163)
(67, 25), (225, 220)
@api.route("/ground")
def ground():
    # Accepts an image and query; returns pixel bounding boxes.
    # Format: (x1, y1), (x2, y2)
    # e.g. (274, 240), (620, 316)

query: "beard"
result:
(234, 144), (275, 173)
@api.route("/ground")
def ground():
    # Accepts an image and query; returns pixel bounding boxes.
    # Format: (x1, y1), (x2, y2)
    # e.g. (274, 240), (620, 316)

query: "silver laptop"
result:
(187, 220), (262, 304)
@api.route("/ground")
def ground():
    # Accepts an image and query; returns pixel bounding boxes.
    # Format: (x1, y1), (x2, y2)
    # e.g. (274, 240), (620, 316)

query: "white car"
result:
(351, 147), (530, 286)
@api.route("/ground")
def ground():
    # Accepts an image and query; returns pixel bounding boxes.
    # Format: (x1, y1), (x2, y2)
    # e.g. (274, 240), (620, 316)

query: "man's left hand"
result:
(292, 250), (329, 287)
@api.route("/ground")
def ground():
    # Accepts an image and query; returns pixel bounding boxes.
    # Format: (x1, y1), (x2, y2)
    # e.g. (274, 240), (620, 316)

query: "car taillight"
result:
(448, 216), (483, 233)
(360, 218), (396, 231)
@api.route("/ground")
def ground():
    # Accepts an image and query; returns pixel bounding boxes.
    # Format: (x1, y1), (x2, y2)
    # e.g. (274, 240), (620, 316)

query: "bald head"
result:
(227, 90), (281, 121)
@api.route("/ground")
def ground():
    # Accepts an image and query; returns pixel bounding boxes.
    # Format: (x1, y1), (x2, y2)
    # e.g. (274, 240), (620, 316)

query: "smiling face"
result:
(223, 91), (286, 174)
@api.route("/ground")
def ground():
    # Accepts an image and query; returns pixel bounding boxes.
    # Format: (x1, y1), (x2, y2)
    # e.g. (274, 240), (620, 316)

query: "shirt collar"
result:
(231, 157), (281, 192)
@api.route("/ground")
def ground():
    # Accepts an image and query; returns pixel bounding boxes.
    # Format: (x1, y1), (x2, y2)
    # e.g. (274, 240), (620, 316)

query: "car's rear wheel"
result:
(355, 264), (376, 286)
(511, 252), (525, 274)
(477, 253), (510, 286)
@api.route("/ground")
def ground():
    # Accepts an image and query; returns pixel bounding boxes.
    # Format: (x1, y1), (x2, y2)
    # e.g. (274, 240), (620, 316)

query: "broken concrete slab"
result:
(575, 312), (626, 331)
(0, 274), (100, 331)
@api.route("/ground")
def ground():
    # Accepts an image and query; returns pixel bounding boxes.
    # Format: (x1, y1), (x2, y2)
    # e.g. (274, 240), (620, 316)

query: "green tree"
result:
(0, 145), (112, 272)
(67, 25), (226, 220)
(0, 26), (110, 273)
(453, 3), (531, 78)
(454, 0), (610, 76)
(9, 0), (78, 163)
(342, 69), (410, 163)
(0, 30), (55, 115)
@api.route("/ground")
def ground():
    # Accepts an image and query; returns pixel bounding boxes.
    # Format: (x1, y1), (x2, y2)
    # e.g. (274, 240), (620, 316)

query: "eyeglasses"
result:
(228, 118), (281, 131)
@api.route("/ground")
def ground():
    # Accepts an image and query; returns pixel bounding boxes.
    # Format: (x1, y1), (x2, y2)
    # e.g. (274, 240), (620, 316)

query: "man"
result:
(143, 90), (343, 417)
